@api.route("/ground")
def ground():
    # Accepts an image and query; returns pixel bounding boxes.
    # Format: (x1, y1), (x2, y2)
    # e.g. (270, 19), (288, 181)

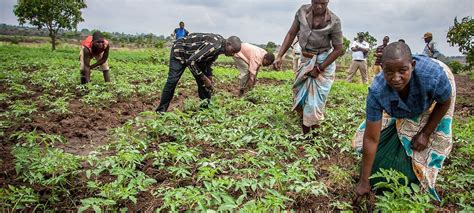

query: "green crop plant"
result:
(370, 168), (435, 211)
(7, 100), (37, 120)
(0, 185), (40, 211)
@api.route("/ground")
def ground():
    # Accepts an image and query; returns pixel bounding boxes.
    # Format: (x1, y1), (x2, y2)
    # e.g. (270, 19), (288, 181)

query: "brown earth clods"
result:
(0, 74), (472, 211)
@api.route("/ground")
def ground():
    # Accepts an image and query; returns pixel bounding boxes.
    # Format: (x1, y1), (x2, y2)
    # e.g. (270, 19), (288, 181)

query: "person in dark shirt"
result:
(173, 21), (189, 40)
(155, 33), (241, 113)
(371, 36), (389, 78)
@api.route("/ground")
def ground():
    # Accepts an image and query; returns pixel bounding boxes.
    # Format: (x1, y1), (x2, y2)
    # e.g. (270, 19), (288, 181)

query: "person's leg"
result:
(360, 60), (368, 84)
(346, 60), (358, 83)
(98, 54), (111, 82)
(155, 55), (186, 112)
(79, 48), (90, 84)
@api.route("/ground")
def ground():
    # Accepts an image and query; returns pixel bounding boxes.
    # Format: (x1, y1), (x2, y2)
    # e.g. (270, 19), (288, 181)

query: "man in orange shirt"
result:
(233, 43), (275, 96)
(79, 32), (110, 84)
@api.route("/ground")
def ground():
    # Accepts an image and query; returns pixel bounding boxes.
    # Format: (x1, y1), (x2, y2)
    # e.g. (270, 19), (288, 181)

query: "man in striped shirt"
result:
(155, 33), (242, 113)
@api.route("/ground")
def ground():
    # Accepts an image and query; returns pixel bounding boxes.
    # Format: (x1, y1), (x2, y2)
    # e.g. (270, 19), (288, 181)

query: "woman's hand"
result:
(308, 64), (323, 78)
(353, 180), (371, 206)
(411, 132), (429, 151)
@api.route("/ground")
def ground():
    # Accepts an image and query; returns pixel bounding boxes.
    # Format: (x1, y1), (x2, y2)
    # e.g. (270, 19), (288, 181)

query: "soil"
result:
(454, 74), (474, 118)
(0, 73), (472, 211)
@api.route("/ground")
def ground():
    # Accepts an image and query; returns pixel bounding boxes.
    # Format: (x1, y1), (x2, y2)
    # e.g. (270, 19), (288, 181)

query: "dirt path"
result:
(454, 74), (474, 118)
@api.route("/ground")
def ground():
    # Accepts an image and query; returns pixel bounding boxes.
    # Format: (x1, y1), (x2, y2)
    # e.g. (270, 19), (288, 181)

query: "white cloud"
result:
(1, 0), (473, 56)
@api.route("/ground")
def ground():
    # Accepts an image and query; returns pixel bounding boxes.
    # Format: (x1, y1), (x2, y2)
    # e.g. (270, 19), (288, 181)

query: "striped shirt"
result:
(172, 33), (225, 76)
(374, 44), (386, 65)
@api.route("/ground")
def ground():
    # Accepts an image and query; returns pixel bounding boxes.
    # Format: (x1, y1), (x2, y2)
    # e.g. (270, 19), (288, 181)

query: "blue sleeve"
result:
(433, 69), (452, 103)
(366, 91), (383, 121)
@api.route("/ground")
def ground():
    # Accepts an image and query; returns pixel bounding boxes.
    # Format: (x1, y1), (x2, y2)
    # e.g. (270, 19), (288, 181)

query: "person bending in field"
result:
(273, 0), (344, 135)
(155, 33), (241, 112)
(79, 31), (110, 84)
(353, 42), (456, 205)
(233, 43), (275, 96)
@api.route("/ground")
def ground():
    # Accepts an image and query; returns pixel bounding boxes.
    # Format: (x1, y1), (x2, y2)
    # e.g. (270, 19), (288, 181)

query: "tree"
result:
(354, 31), (377, 49)
(265, 41), (277, 53)
(343, 36), (350, 52)
(447, 16), (474, 70)
(13, 0), (87, 50)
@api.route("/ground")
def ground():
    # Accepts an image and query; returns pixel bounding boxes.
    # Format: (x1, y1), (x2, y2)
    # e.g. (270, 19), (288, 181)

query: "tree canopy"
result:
(13, 0), (87, 50)
(447, 16), (474, 70)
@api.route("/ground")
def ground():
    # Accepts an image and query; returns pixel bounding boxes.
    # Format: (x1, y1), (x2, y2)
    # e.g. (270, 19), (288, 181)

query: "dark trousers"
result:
(156, 55), (212, 112)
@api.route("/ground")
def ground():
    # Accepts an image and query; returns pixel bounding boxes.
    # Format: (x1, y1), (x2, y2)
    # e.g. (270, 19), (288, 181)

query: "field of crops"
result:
(0, 43), (472, 211)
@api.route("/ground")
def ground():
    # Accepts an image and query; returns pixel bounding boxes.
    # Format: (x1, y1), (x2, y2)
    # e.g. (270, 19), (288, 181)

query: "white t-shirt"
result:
(350, 40), (369, 61)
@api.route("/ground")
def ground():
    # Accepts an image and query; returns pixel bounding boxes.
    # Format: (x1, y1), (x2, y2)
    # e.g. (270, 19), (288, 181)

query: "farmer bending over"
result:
(353, 42), (456, 206)
(79, 31), (110, 84)
(233, 43), (275, 96)
(155, 33), (241, 112)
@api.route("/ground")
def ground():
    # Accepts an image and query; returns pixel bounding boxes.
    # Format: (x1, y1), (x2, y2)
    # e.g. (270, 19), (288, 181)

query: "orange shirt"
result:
(81, 35), (109, 53)
(234, 43), (267, 75)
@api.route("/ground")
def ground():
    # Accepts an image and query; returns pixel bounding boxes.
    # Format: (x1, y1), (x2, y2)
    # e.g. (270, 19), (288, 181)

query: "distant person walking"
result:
(173, 21), (189, 40)
(155, 33), (241, 113)
(371, 36), (389, 78)
(422, 32), (441, 59)
(273, 0), (344, 135)
(346, 33), (370, 84)
(79, 32), (110, 84)
(233, 43), (275, 96)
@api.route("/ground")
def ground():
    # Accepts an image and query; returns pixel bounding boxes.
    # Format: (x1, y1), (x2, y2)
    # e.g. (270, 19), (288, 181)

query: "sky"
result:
(1, 0), (473, 56)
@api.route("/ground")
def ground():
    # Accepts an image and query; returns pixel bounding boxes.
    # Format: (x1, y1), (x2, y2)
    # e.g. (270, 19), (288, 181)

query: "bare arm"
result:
(354, 119), (382, 205)
(246, 70), (258, 89)
(320, 44), (343, 70)
(359, 120), (382, 185)
(91, 46), (109, 69)
(273, 19), (299, 70)
(412, 98), (451, 151)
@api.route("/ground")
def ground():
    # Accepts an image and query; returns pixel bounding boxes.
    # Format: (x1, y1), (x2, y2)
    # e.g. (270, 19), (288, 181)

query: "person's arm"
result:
(273, 18), (300, 70)
(354, 119), (382, 202)
(171, 28), (177, 39)
(309, 20), (344, 77)
(90, 46), (109, 69)
(359, 42), (370, 54)
(411, 97), (451, 151)
(187, 41), (221, 88)
(185, 29), (189, 37)
(246, 53), (261, 89)
(412, 70), (452, 151)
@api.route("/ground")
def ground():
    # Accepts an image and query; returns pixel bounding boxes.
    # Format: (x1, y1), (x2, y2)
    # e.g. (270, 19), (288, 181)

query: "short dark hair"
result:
(264, 53), (275, 63)
(92, 31), (104, 42)
(227, 36), (242, 52)
(381, 42), (412, 65)
(179, 21), (184, 25)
